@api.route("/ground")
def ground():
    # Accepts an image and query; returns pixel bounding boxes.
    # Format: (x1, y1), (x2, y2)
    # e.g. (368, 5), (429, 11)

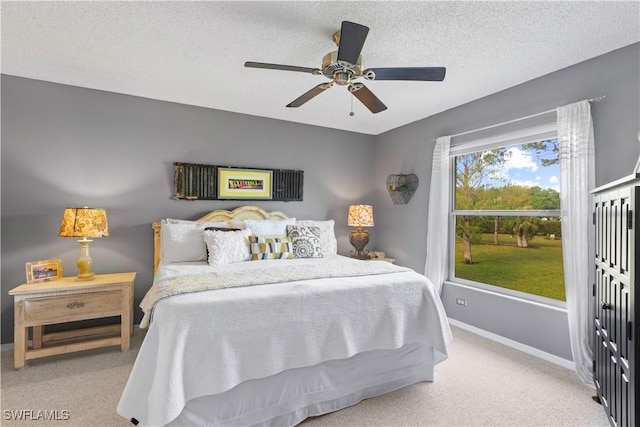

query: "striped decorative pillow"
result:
(248, 236), (294, 260)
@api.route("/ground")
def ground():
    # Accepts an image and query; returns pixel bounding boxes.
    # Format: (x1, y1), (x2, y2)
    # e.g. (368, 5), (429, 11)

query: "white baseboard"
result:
(448, 318), (576, 371)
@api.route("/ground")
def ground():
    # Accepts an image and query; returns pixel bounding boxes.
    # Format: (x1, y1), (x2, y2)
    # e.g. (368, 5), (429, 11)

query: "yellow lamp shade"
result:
(59, 207), (109, 238)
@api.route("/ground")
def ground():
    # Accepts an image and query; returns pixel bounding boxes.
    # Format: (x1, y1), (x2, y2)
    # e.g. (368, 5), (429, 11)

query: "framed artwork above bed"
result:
(217, 168), (272, 200)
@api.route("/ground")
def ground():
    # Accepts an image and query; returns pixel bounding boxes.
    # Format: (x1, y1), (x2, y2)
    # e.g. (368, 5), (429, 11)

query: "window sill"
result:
(444, 279), (568, 311)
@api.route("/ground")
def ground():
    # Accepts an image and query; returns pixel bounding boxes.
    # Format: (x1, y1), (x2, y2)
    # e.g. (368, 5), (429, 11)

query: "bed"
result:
(117, 206), (452, 427)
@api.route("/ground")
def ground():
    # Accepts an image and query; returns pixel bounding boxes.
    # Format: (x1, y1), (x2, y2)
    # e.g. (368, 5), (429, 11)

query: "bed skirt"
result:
(166, 342), (435, 427)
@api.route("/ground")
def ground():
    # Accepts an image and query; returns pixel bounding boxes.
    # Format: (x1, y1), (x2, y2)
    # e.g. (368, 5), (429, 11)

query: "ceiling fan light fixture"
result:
(334, 71), (352, 86)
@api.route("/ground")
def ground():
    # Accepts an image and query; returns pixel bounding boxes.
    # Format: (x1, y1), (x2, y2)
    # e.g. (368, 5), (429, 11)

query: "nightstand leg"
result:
(14, 325), (27, 370)
(129, 294), (134, 337)
(32, 325), (44, 349)
(121, 285), (133, 351)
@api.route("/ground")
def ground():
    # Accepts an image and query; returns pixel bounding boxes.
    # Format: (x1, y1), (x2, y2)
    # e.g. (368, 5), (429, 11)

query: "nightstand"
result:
(9, 272), (136, 369)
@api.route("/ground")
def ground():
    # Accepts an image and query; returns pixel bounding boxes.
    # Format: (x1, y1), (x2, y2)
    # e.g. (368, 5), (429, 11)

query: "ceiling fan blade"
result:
(245, 61), (319, 74)
(337, 21), (369, 64)
(348, 83), (387, 114)
(365, 67), (446, 81)
(286, 83), (333, 108)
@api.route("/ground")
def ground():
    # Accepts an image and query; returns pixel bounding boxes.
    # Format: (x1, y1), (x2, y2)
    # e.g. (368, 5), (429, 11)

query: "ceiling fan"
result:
(245, 21), (446, 114)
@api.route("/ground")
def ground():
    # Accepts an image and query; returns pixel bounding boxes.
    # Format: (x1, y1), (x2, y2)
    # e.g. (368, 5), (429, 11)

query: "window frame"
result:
(447, 123), (566, 308)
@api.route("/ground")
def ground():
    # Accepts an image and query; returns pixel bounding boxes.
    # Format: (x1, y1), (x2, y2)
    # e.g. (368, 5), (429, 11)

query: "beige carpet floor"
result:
(1, 325), (609, 427)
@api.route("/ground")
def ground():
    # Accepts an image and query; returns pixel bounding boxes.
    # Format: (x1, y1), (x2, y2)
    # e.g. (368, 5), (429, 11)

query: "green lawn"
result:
(454, 233), (566, 301)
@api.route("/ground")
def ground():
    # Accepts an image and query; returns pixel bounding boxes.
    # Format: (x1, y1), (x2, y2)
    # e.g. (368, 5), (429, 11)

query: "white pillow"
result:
(166, 218), (244, 228)
(161, 220), (228, 263)
(165, 218), (199, 224)
(244, 218), (296, 236)
(203, 228), (252, 266)
(295, 220), (337, 254)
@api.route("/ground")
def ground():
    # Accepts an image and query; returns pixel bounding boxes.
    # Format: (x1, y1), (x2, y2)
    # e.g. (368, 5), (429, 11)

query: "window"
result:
(449, 124), (565, 303)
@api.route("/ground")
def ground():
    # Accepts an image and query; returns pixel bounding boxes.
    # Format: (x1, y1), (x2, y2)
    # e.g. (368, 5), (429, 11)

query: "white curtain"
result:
(424, 136), (451, 295)
(558, 100), (595, 386)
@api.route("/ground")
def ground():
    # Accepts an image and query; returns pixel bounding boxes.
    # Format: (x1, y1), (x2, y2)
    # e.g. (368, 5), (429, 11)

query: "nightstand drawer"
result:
(23, 291), (122, 323)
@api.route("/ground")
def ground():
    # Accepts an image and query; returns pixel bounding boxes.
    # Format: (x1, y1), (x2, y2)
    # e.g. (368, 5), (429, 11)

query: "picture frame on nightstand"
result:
(369, 251), (386, 259)
(366, 251), (395, 264)
(25, 259), (63, 284)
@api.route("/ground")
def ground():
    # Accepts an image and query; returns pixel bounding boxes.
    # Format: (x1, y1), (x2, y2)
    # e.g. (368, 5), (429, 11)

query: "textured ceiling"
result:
(2, 1), (639, 135)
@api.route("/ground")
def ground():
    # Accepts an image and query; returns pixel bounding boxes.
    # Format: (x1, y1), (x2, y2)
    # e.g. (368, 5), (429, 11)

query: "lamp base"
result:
(349, 227), (370, 260)
(76, 238), (96, 281)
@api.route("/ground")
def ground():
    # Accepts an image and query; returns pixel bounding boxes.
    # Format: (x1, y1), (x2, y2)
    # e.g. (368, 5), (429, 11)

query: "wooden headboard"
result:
(152, 206), (288, 273)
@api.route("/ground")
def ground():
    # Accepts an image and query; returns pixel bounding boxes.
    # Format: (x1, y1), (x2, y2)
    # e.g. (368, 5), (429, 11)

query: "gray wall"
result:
(1, 76), (376, 343)
(374, 43), (640, 360)
(2, 43), (638, 359)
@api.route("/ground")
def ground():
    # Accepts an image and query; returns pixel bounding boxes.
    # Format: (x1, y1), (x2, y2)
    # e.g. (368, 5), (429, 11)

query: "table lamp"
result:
(348, 204), (374, 259)
(58, 207), (109, 281)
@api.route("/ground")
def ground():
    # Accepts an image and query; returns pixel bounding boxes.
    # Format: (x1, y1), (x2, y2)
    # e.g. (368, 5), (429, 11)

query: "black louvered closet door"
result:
(593, 178), (638, 427)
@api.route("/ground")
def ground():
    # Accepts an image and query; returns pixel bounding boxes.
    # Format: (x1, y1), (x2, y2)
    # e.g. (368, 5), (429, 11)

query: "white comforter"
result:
(117, 255), (452, 426)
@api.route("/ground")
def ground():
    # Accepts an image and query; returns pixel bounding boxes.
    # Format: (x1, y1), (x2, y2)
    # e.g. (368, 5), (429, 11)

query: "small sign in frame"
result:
(217, 167), (273, 200)
(25, 259), (63, 284)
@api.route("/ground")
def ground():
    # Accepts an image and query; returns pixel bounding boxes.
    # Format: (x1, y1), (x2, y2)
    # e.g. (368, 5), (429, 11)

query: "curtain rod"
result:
(447, 95), (606, 140)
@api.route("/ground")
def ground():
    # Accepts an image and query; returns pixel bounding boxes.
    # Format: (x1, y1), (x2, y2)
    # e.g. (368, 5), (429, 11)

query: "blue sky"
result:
(503, 146), (559, 192)
(488, 145), (560, 192)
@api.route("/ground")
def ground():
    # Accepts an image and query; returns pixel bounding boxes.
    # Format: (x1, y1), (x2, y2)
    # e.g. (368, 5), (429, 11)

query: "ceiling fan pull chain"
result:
(350, 93), (354, 117)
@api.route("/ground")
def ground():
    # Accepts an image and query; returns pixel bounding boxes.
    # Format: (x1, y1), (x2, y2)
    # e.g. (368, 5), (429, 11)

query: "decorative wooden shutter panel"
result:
(173, 162), (303, 201)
